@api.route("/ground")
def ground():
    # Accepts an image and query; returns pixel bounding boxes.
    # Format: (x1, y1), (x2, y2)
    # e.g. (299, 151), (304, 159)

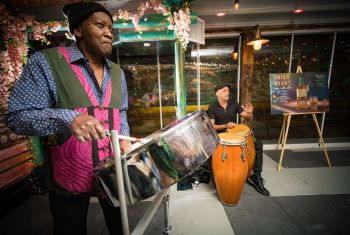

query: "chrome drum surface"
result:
(94, 110), (219, 203)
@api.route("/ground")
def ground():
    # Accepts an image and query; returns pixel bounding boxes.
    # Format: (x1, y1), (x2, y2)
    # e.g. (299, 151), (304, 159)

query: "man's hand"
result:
(240, 103), (254, 121)
(242, 103), (253, 113)
(120, 139), (132, 154)
(71, 114), (106, 142)
(226, 122), (237, 129)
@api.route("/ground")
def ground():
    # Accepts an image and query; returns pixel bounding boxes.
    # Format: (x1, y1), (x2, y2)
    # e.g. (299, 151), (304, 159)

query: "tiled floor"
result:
(1, 144), (350, 235)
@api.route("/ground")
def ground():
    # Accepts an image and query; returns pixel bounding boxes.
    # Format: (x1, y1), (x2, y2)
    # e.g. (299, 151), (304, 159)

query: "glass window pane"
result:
(159, 40), (177, 127)
(324, 32), (350, 138)
(252, 36), (292, 138)
(198, 38), (239, 108)
(288, 34), (333, 138)
(114, 41), (160, 137)
(185, 43), (199, 108)
(291, 34), (333, 73)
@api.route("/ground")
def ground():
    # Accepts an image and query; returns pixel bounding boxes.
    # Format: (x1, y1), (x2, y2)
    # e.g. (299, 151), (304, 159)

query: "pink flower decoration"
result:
(0, 2), (60, 109)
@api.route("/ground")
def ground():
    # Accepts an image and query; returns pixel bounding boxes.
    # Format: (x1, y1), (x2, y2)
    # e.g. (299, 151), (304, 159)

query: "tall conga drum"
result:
(227, 124), (255, 179)
(212, 133), (248, 206)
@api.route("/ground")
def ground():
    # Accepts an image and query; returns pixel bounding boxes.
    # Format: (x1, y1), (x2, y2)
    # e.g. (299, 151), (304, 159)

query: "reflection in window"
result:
(197, 38), (239, 106)
(253, 36), (291, 138)
(325, 33), (350, 137)
(115, 41), (160, 137)
(159, 41), (177, 127)
(291, 34), (333, 73)
(185, 42), (199, 107)
(289, 34), (333, 138)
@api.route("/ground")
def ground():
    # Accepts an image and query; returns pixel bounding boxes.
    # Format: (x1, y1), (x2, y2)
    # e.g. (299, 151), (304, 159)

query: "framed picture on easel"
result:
(269, 71), (329, 115)
(269, 68), (332, 171)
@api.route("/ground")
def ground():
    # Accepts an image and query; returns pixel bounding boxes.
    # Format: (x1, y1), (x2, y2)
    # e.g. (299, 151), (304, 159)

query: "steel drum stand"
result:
(110, 130), (172, 235)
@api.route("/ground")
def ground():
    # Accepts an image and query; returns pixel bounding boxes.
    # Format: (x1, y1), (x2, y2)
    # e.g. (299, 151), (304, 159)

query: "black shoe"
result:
(247, 175), (270, 196)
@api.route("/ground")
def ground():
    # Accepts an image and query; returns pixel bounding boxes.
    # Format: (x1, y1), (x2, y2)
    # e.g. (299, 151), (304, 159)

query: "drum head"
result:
(218, 133), (246, 145)
(227, 124), (250, 136)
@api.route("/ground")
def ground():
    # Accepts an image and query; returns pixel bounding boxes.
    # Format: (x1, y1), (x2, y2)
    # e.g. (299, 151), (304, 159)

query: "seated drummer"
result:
(207, 84), (270, 196)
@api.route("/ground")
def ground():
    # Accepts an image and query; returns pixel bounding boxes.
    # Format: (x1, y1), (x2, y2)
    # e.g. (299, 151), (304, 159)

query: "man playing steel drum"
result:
(7, 2), (131, 234)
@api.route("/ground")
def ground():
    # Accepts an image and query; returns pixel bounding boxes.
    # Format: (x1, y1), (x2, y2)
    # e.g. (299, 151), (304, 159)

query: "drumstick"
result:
(105, 130), (146, 143)
(119, 135), (146, 143)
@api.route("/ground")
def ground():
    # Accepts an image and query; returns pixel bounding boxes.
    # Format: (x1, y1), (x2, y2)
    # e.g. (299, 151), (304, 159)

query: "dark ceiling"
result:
(4, 0), (350, 29)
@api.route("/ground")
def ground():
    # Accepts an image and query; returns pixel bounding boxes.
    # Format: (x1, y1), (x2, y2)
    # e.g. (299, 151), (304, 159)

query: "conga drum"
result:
(227, 124), (255, 178)
(212, 133), (248, 206)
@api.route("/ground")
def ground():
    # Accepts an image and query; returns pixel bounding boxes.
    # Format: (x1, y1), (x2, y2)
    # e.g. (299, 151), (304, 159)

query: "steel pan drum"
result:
(94, 110), (219, 204)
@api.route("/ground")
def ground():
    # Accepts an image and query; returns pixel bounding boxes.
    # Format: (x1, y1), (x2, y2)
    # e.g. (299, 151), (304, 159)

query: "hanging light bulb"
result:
(246, 25), (269, 51)
(233, 52), (238, 60)
(233, 0), (240, 10)
(253, 40), (262, 50)
(232, 47), (238, 60)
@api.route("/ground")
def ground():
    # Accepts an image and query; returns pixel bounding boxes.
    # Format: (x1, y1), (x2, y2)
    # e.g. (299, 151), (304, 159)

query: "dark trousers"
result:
(253, 138), (263, 177)
(49, 191), (123, 235)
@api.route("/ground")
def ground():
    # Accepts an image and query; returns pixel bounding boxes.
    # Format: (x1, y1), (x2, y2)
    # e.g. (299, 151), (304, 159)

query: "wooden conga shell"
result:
(212, 133), (248, 206)
(227, 124), (256, 178)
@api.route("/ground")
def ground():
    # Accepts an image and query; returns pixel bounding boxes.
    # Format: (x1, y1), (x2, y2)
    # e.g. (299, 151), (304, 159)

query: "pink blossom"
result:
(139, 3), (147, 12)
(132, 14), (140, 25)
(41, 24), (49, 34)
(150, 0), (161, 7)
(50, 21), (62, 32)
(14, 18), (27, 31)
(118, 9), (130, 20)
(22, 14), (35, 26)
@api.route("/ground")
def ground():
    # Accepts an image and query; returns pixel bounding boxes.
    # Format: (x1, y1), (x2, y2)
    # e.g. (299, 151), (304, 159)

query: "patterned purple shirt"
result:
(7, 44), (130, 137)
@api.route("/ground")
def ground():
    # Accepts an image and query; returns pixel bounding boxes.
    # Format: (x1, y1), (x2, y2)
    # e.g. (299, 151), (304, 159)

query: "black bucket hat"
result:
(63, 2), (113, 33)
(214, 84), (231, 93)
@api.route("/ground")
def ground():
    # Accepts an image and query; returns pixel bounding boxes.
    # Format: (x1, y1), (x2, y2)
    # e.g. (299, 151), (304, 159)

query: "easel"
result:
(276, 112), (332, 171)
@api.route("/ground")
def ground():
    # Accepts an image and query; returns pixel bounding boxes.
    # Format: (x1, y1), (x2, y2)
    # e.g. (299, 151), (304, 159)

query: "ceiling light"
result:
(233, 0), (240, 10)
(246, 25), (269, 51)
(293, 9), (304, 14)
(216, 12), (227, 17)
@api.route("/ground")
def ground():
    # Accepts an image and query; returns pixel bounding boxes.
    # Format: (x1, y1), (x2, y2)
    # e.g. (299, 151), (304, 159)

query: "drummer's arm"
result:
(210, 119), (228, 131)
(240, 111), (253, 121)
(240, 103), (253, 121)
(119, 70), (132, 154)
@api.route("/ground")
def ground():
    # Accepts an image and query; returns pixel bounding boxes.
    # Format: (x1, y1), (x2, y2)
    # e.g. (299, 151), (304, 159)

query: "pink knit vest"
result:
(51, 47), (120, 193)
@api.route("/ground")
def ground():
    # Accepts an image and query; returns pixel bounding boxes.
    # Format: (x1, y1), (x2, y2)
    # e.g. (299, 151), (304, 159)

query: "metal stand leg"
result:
(110, 132), (173, 235)
(122, 158), (134, 204)
(131, 189), (170, 235)
(111, 131), (130, 235)
(162, 191), (172, 234)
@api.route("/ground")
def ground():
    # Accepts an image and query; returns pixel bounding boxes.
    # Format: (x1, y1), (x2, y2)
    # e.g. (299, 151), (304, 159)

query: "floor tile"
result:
(274, 194), (350, 235)
(262, 153), (278, 170)
(169, 195), (234, 235)
(224, 196), (302, 235)
(289, 167), (350, 194)
(262, 168), (321, 196)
